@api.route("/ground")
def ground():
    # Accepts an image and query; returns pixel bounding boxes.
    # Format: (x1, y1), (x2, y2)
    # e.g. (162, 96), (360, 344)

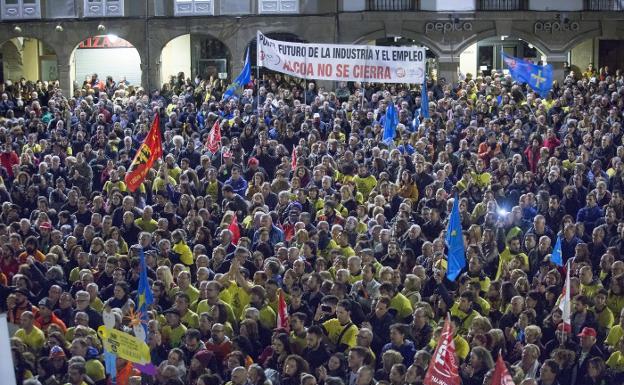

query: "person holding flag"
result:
(501, 52), (553, 98)
(446, 193), (466, 282)
(222, 47), (251, 101)
(125, 114), (163, 192)
(133, 247), (155, 374)
(424, 314), (460, 385)
(382, 101), (398, 147)
(491, 351), (516, 385)
(205, 119), (222, 155)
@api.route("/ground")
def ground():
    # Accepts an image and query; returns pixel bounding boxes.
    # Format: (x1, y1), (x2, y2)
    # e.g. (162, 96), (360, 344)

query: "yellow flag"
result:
(97, 326), (151, 365)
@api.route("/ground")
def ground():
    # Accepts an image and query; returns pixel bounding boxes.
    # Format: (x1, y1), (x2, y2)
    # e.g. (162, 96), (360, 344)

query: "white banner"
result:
(257, 31), (426, 84)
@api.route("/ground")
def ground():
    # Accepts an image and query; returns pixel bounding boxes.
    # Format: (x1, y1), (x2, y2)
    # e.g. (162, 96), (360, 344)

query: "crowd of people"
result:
(0, 61), (623, 385)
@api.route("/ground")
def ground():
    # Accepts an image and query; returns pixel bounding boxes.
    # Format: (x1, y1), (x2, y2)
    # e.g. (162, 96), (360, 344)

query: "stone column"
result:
(437, 56), (460, 84)
(547, 53), (568, 83)
(56, 57), (72, 98)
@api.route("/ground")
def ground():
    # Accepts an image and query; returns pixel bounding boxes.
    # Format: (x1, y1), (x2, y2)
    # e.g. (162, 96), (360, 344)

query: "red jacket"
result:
(0, 151), (19, 178)
(35, 312), (67, 333)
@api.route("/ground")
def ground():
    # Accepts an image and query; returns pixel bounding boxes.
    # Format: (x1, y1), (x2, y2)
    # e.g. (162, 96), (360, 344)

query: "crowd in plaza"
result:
(0, 60), (624, 385)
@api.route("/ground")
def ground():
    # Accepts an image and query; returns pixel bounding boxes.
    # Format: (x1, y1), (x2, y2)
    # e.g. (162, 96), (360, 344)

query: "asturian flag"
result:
(223, 47), (251, 100)
(502, 52), (553, 98)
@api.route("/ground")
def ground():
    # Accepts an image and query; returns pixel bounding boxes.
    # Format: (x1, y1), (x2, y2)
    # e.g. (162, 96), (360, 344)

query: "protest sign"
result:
(257, 31), (426, 84)
(98, 326), (151, 365)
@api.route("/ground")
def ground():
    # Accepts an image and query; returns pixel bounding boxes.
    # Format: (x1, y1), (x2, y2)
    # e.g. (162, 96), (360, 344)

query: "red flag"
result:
(277, 289), (289, 331)
(228, 215), (240, 245)
(424, 314), (460, 385)
(206, 120), (222, 154)
(291, 148), (297, 170)
(492, 352), (515, 385)
(125, 115), (162, 192)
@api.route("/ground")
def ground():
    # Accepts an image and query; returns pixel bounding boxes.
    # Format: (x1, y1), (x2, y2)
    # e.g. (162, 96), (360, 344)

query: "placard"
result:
(257, 31), (425, 84)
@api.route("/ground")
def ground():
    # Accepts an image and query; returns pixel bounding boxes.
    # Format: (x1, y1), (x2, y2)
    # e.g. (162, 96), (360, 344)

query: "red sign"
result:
(79, 35), (134, 49)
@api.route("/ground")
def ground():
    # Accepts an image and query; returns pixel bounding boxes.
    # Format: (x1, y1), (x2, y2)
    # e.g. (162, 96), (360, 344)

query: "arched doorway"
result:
(459, 36), (546, 78)
(160, 34), (230, 86)
(70, 35), (141, 89)
(0, 37), (57, 82)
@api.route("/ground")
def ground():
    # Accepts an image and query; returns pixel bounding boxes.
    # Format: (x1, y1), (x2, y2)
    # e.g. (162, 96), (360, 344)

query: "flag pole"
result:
(256, 56), (260, 113)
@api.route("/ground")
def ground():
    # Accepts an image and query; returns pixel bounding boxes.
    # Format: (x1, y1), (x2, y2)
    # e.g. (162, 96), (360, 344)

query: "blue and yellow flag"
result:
(502, 52), (553, 98)
(446, 194), (466, 281)
(223, 47), (251, 100)
(421, 79), (429, 119)
(137, 247), (153, 333)
(382, 103), (398, 146)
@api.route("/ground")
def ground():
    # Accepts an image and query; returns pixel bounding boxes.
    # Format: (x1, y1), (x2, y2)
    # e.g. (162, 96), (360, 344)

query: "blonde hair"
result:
(156, 265), (174, 289)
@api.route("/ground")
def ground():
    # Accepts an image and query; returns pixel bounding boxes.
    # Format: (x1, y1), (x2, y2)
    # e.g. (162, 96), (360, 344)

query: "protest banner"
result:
(98, 325), (151, 365)
(257, 31), (426, 84)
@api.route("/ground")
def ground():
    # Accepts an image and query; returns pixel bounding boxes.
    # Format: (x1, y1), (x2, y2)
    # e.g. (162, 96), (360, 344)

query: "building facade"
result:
(1, 0), (623, 95)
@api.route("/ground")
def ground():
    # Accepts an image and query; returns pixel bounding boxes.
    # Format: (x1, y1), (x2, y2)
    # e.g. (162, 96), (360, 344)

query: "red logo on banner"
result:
(424, 315), (460, 385)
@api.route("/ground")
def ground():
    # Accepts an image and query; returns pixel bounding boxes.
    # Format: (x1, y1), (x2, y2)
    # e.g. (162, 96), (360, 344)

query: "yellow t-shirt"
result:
(103, 180), (128, 195)
(427, 334), (469, 361)
(15, 326), (45, 352)
(595, 307), (614, 331)
(581, 282), (603, 298)
(180, 309), (199, 329)
(162, 323), (187, 347)
(323, 318), (358, 351)
(607, 294), (624, 322)
(390, 293), (414, 321)
(135, 217), (158, 232)
(495, 249), (529, 281)
(195, 300), (237, 328)
(606, 325), (623, 348)
(224, 282), (250, 320)
(450, 303), (479, 336)
(242, 303), (276, 330)
(606, 351), (624, 372)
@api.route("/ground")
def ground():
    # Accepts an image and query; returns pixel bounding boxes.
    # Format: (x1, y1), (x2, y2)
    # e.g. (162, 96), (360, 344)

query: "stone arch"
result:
(70, 35), (143, 88)
(159, 33), (231, 84)
(352, 29), (443, 58)
(0, 37), (58, 82)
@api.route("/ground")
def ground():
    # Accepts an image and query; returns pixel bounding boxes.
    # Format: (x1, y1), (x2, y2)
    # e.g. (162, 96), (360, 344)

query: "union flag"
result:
(492, 352), (515, 385)
(277, 289), (289, 332)
(424, 314), (460, 385)
(205, 119), (222, 154)
(125, 115), (162, 192)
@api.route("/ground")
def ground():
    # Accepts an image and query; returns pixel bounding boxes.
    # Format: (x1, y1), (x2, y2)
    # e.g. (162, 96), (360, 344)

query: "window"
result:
(1, 0), (41, 19)
(83, 0), (124, 17)
(259, 0), (299, 13)
(174, 0), (214, 16)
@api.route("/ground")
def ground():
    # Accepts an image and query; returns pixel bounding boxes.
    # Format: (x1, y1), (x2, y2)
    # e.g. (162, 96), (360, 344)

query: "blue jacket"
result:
(382, 340), (416, 367)
(225, 176), (248, 197)
(576, 205), (603, 233)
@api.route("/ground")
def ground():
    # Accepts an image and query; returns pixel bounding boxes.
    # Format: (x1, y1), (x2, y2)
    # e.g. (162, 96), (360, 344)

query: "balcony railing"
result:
(367, 0), (417, 11)
(584, 0), (624, 10)
(477, 0), (528, 10)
